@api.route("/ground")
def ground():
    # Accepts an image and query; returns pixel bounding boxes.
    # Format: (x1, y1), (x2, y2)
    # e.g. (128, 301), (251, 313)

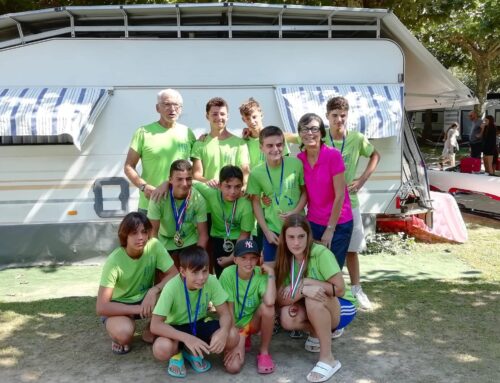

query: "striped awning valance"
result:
(275, 84), (404, 138)
(0, 87), (112, 149)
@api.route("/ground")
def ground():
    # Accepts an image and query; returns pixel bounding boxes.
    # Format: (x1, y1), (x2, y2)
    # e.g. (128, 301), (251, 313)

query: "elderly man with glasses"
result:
(124, 89), (196, 214)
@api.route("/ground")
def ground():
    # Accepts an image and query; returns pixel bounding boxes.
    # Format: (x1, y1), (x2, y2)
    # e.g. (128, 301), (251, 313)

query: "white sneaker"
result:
(331, 328), (344, 339)
(352, 285), (373, 310)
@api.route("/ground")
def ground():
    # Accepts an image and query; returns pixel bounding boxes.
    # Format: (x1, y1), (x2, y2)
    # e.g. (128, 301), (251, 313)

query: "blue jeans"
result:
(309, 220), (353, 269)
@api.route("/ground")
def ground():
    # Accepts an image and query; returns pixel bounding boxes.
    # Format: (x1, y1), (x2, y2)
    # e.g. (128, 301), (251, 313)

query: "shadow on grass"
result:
(0, 280), (499, 383)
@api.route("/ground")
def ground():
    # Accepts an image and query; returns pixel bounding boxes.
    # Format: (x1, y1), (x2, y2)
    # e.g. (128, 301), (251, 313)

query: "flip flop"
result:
(111, 341), (130, 355)
(257, 353), (275, 374)
(306, 360), (341, 383)
(167, 352), (186, 378)
(304, 336), (320, 353)
(181, 349), (211, 373)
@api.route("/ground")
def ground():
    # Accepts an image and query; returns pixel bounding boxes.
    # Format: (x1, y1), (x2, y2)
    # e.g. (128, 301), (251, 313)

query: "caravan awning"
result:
(276, 84), (404, 138)
(0, 87), (111, 149)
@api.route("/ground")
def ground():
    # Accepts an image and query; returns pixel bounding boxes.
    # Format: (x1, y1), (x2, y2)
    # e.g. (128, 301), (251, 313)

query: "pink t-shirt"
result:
(297, 144), (353, 226)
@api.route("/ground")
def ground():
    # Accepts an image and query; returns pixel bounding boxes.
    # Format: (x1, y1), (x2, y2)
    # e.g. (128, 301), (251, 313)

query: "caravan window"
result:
(0, 87), (111, 149)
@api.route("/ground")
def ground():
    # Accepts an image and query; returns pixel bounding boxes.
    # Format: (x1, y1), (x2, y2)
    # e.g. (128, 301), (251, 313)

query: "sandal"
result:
(167, 352), (186, 378)
(304, 336), (320, 353)
(306, 360), (341, 382)
(181, 349), (211, 373)
(111, 341), (130, 355)
(257, 353), (275, 374)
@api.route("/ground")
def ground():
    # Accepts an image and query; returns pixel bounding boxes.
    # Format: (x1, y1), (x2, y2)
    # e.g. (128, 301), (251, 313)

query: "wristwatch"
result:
(139, 183), (147, 192)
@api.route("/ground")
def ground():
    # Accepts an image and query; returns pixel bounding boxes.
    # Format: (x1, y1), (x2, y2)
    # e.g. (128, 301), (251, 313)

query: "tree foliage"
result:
(0, 0), (498, 107)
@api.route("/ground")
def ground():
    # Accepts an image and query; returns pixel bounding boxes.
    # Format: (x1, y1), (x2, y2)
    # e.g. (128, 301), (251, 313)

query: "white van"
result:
(0, 3), (476, 266)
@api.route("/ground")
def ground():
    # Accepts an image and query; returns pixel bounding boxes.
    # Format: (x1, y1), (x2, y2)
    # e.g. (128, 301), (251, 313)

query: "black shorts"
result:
(172, 319), (220, 344)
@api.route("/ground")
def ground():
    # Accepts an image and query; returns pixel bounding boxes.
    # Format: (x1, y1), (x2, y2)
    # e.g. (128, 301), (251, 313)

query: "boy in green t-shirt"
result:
(148, 160), (208, 268)
(247, 126), (307, 266)
(219, 239), (276, 374)
(325, 97), (380, 311)
(151, 246), (240, 378)
(239, 98), (291, 169)
(96, 212), (178, 355)
(191, 97), (250, 188)
(193, 165), (255, 277)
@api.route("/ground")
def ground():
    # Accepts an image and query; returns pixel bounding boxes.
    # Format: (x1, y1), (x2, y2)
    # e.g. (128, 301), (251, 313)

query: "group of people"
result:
(444, 111), (498, 175)
(96, 89), (380, 382)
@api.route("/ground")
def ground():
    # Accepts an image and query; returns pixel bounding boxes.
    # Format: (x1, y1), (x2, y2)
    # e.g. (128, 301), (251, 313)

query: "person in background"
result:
(441, 122), (460, 167)
(482, 115), (498, 176)
(468, 110), (483, 159)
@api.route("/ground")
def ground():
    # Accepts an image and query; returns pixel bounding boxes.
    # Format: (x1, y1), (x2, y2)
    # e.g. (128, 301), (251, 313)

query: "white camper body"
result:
(0, 3), (475, 266)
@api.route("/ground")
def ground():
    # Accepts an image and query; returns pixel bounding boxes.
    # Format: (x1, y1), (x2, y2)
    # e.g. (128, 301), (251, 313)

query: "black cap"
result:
(234, 239), (260, 257)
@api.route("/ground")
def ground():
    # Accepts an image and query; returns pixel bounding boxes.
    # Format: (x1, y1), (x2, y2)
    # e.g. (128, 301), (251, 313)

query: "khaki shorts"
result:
(348, 207), (366, 253)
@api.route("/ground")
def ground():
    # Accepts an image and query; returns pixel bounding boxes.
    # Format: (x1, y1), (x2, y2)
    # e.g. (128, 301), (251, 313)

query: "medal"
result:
(220, 192), (238, 249)
(170, 187), (191, 248)
(223, 238), (234, 253)
(174, 232), (184, 248)
(265, 159), (284, 212)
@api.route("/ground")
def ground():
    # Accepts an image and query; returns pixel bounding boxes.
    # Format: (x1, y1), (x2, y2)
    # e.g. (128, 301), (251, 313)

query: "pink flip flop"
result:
(257, 353), (275, 374)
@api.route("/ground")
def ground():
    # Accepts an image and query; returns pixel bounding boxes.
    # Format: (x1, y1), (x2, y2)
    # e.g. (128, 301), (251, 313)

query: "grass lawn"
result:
(0, 214), (499, 382)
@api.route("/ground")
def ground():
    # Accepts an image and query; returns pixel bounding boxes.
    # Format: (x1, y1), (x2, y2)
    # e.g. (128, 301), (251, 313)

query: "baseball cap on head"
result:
(234, 239), (259, 257)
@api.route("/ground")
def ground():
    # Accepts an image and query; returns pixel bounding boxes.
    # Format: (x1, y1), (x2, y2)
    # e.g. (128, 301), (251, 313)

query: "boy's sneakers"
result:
(289, 330), (303, 339)
(352, 285), (372, 310)
(331, 328), (344, 339)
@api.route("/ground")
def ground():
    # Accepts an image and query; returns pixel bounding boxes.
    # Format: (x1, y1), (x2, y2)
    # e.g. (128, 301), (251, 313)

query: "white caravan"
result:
(0, 3), (475, 266)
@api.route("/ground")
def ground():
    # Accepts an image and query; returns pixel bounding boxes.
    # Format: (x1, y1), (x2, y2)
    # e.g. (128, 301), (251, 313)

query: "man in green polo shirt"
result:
(124, 89), (196, 213)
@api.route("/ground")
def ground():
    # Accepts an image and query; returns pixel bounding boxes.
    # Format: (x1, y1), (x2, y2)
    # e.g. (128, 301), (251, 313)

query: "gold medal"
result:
(174, 232), (184, 248)
(223, 238), (234, 253)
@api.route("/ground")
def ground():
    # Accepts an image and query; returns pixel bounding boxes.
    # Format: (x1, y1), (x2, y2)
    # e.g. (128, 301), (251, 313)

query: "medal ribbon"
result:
(183, 277), (203, 336)
(265, 160), (284, 207)
(329, 131), (345, 154)
(220, 192), (238, 239)
(235, 267), (254, 321)
(170, 187), (191, 233)
(290, 258), (305, 299)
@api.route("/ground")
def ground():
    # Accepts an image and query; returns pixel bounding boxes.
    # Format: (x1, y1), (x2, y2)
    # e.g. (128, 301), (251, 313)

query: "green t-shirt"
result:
(130, 122), (196, 210)
(147, 188), (207, 251)
(193, 182), (255, 239)
(246, 157), (305, 234)
(284, 243), (357, 306)
(153, 274), (228, 325)
(325, 131), (374, 208)
(99, 238), (174, 303)
(191, 134), (250, 181)
(219, 265), (268, 328)
(246, 136), (291, 169)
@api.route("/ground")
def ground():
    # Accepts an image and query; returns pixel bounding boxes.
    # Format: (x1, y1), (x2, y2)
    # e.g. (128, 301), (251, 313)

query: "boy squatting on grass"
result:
(96, 212), (178, 355)
(219, 239), (276, 374)
(150, 246), (241, 378)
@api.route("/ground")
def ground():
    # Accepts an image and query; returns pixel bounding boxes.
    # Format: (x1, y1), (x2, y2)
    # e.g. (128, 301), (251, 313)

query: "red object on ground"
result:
(496, 158), (500, 171)
(377, 192), (467, 243)
(460, 157), (481, 173)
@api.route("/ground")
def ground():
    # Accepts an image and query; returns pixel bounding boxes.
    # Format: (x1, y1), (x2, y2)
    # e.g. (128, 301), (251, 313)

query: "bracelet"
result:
(331, 283), (336, 297)
(326, 225), (335, 230)
(268, 275), (276, 280)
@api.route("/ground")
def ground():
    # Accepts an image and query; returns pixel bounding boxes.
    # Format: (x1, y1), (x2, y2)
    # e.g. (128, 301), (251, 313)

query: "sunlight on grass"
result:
(0, 346), (22, 367)
(39, 313), (65, 319)
(35, 331), (63, 340)
(0, 311), (31, 342)
(451, 353), (480, 363)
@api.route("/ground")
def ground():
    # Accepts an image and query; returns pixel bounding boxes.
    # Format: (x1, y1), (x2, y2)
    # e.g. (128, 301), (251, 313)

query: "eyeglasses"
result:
(161, 102), (182, 110)
(298, 126), (321, 134)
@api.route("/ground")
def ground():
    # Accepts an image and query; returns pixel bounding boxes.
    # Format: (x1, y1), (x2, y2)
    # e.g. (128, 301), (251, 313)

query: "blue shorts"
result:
(262, 231), (279, 262)
(309, 220), (353, 269)
(172, 319), (220, 344)
(335, 297), (357, 330)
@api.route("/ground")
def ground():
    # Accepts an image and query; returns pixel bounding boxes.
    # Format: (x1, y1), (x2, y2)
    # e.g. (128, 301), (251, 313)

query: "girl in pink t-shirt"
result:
(296, 113), (353, 269)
